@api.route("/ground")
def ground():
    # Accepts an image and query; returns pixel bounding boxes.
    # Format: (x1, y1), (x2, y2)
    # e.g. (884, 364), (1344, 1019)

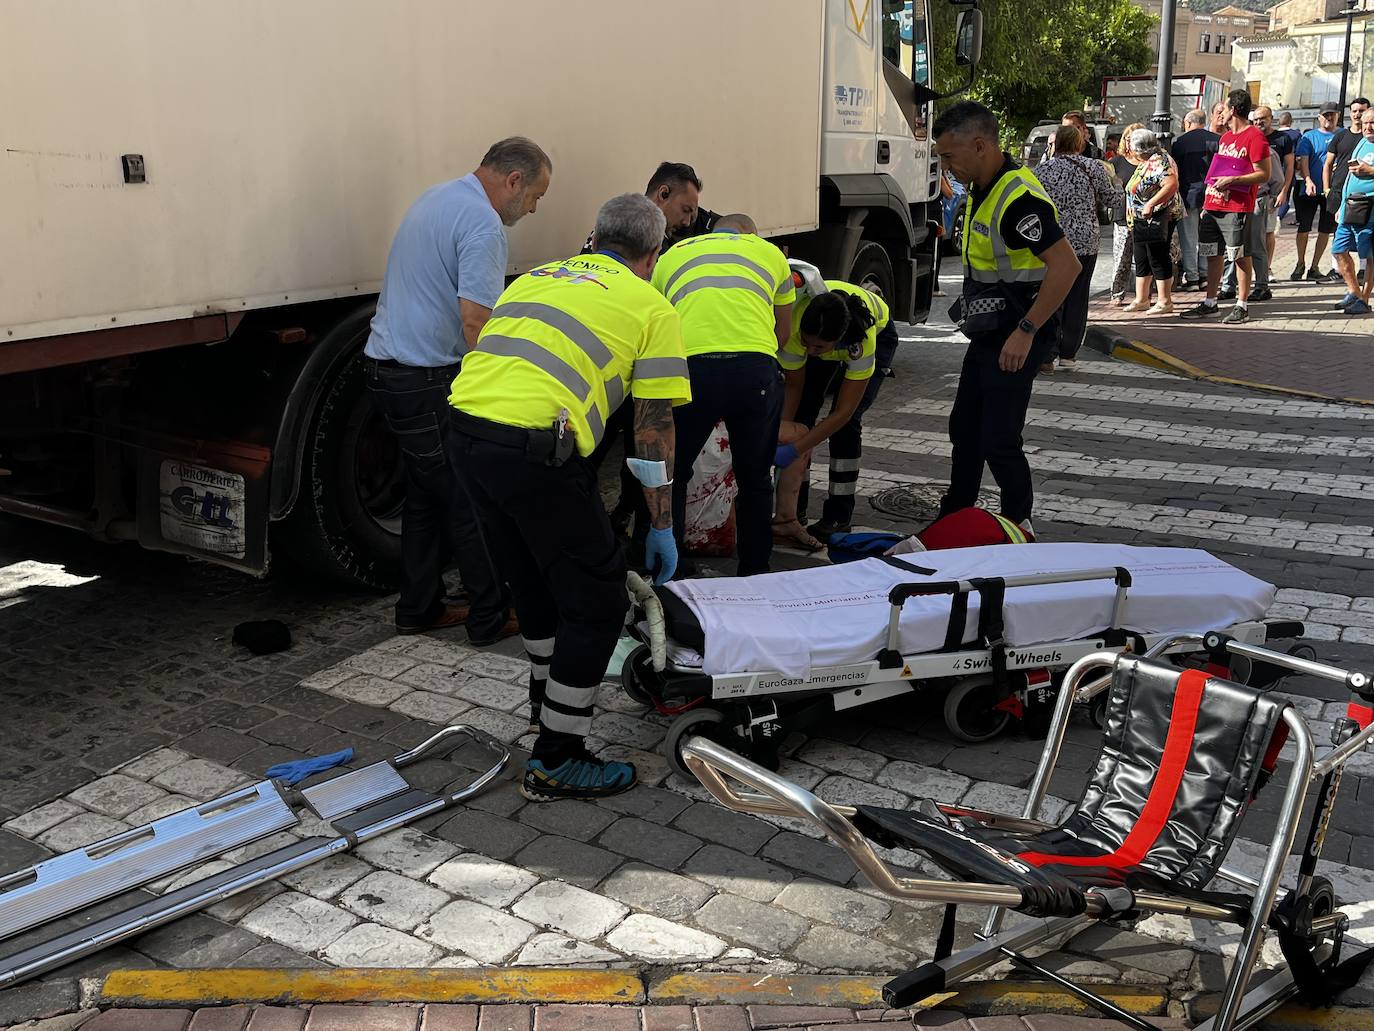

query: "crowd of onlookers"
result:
(1025, 91), (1374, 343)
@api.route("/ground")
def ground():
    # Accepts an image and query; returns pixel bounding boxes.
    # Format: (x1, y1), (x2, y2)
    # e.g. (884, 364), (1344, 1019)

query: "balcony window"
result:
(1217, 34), (1227, 53)
(1320, 34), (1344, 63)
(1199, 31), (1211, 51)
(1248, 49), (1263, 68)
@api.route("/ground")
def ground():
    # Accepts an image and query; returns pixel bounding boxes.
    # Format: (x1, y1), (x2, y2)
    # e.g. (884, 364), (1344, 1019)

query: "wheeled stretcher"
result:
(682, 633), (1374, 1031)
(620, 544), (1301, 775)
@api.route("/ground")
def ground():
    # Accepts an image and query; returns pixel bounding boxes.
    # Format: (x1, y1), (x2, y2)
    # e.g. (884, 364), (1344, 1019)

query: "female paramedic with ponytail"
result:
(771, 269), (898, 550)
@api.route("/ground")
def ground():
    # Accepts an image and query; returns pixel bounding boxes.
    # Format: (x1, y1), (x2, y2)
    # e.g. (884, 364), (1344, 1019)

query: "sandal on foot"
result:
(772, 519), (826, 551)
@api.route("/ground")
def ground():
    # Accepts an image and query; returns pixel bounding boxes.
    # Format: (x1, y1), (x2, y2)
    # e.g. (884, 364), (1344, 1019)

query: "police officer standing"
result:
(651, 213), (794, 576)
(933, 102), (1081, 529)
(447, 194), (691, 802)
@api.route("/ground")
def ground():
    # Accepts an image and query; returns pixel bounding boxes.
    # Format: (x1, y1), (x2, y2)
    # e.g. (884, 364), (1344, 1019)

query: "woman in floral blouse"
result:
(1034, 124), (1118, 371)
(1124, 127), (1181, 315)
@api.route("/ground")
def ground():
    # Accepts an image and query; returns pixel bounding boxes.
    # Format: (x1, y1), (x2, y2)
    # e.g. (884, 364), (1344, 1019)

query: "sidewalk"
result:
(1084, 232), (1374, 403)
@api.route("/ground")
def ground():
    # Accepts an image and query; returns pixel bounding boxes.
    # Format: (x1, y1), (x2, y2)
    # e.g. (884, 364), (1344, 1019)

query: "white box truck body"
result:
(0, 0), (963, 583)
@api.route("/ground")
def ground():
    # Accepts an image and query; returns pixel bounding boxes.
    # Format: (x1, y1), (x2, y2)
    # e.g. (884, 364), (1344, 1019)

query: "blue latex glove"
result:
(774, 443), (799, 469)
(645, 526), (678, 585)
(266, 747), (354, 786)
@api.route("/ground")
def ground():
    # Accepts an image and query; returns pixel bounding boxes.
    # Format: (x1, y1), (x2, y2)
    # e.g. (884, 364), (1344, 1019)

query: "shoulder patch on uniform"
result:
(1015, 213), (1043, 243)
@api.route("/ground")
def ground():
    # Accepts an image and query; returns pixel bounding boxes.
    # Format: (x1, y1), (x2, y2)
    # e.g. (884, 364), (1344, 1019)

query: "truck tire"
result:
(848, 240), (895, 302)
(281, 345), (404, 590)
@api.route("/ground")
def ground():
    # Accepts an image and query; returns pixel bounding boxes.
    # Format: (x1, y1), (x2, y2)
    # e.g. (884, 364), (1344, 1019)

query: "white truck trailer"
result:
(1, 0), (979, 587)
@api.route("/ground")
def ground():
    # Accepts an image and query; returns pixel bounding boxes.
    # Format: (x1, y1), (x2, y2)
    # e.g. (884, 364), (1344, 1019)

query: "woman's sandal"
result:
(772, 519), (826, 552)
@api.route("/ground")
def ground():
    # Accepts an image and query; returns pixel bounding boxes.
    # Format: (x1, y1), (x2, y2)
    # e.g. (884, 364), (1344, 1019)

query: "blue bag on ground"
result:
(826, 531), (905, 564)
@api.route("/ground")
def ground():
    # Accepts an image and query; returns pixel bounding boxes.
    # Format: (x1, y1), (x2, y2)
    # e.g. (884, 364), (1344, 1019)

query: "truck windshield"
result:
(882, 1), (929, 85)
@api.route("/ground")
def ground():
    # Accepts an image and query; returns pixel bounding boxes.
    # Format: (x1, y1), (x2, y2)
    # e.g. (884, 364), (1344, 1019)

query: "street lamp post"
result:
(1339, 0), (1360, 113)
(1151, 0), (1178, 140)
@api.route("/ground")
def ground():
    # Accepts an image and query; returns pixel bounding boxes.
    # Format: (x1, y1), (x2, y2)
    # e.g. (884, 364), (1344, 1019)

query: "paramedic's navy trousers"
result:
(672, 352), (784, 577)
(939, 334), (1048, 525)
(448, 421), (627, 763)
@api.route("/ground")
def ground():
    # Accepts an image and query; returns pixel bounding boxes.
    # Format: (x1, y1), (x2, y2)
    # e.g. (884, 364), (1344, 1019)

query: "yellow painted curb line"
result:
(1106, 333), (1374, 407)
(98, 968), (645, 1006)
(648, 973), (889, 1008)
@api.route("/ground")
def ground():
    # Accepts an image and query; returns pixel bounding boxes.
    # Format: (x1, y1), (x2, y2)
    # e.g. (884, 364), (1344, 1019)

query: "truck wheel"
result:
(848, 241), (895, 301)
(281, 344), (404, 590)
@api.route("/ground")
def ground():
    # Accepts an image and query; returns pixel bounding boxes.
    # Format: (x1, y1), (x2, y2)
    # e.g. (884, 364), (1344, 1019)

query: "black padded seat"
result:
(854, 656), (1288, 911)
(654, 585), (706, 652)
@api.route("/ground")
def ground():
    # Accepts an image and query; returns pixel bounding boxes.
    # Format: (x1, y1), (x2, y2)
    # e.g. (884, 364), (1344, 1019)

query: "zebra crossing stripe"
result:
(862, 427), (1374, 501)
(1024, 380), (1374, 420)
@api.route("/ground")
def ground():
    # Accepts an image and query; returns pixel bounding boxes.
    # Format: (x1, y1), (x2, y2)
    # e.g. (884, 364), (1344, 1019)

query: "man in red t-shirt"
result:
(1181, 89), (1273, 325)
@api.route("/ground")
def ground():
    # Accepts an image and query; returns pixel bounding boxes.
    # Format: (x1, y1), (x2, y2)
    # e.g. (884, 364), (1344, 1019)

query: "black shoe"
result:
(1217, 288), (1237, 301)
(807, 518), (852, 542)
(1179, 301), (1221, 319)
(522, 749), (637, 802)
(1289, 263), (1306, 281)
(1250, 288), (1273, 302)
(1321, 269), (1343, 283)
(468, 614), (521, 647)
(1221, 305), (1249, 324)
(1307, 267), (1326, 281)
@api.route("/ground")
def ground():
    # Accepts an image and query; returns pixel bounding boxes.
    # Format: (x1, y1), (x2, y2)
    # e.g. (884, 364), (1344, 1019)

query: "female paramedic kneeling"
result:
(772, 279), (896, 550)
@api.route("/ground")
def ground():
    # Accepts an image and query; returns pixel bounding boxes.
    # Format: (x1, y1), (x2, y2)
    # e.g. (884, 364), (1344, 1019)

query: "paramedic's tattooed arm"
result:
(633, 398), (675, 531)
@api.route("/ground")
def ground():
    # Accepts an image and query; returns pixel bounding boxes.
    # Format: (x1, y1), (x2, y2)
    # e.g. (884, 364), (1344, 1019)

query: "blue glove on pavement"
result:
(774, 443), (799, 469)
(266, 747), (354, 786)
(645, 526), (678, 585)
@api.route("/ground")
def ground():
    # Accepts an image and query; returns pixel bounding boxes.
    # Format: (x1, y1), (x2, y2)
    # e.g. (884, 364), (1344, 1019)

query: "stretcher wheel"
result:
(943, 675), (1011, 743)
(665, 708), (725, 780)
(619, 644), (654, 706)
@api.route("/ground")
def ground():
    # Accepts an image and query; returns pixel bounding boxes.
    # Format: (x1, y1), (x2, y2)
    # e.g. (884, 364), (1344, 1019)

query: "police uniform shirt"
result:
(651, 231), (795, 357)
(965, 155), (1065, 305)
(581, 208), (721, 256)
(778, 281), (889, 382)
(449, 253), (691, 458)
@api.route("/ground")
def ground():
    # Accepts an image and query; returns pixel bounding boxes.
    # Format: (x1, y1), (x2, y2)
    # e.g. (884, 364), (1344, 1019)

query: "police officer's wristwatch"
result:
(1017, 317), (1036, 335)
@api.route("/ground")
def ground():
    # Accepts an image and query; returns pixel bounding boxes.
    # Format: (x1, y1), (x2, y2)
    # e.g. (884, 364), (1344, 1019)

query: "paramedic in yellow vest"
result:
(772, 269), (898, 549)
(651, 214), (795, 576)
(448, 194), (691, 803)
(933, 101), (1081, 529)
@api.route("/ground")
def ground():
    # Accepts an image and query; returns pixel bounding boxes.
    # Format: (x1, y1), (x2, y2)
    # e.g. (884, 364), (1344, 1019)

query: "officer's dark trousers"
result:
(364, 359), (506, 636)
(672, 353), (784, 577)
(938, 336), (1046, 525)
(448, 422), (627, 762)
(794, 322), (900, 526)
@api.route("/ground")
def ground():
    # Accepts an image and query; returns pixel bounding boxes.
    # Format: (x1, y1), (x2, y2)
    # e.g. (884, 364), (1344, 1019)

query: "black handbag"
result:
(1132, 215), (1167, 243)
(1345, 195), (1374, 228)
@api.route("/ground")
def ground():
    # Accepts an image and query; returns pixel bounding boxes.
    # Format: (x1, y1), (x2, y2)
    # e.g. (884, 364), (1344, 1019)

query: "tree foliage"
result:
(931, 0), (1157, 143)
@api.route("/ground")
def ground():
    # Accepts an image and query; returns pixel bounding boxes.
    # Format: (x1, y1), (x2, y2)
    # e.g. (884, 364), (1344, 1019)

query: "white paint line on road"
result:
(1025, 380), (1374, 420)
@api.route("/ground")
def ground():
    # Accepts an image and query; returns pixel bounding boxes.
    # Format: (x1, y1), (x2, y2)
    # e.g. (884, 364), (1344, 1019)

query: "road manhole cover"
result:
(870, 484), (1000, 524)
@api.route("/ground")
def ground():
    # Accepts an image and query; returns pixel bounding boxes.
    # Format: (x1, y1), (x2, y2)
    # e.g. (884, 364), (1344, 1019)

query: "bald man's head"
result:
(714, 213), (757, 234)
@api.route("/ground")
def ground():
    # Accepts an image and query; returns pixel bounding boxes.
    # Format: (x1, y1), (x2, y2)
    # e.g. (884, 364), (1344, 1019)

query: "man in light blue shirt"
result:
(365, 137), (551, 639)
(1334, 110), (1374, 314)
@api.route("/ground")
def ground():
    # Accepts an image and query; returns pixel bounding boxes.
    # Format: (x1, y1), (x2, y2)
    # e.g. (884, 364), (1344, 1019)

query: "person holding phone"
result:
(1333, 110), (1374, 314)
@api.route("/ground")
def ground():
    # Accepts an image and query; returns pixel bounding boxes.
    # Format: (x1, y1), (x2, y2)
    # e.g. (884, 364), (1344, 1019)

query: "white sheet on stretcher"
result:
(666, 544), (1275, 677)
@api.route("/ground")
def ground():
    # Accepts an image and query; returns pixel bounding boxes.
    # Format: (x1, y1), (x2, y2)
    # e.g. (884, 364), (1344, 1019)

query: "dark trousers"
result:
(448, 422), (627, 760)
(672, 352), (783, 576)
(1055, 252), (1097, 361)
(939, 336), (1046, 525)
(793, 322), (900, 526)
(365, 359), (506, 636)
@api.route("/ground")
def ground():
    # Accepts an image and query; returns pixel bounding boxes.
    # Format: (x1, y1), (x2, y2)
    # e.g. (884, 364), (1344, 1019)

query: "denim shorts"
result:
(1333, 222), (1374, 258)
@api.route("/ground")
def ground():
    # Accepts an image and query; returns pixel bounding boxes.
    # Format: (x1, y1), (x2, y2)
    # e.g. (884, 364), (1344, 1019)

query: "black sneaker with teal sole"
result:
(522, 751), (637, 801)
(1221, 305), (1249, 324)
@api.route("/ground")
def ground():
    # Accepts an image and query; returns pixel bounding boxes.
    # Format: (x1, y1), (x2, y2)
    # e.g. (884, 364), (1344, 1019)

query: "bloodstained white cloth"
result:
(666, 544), (1274, 677)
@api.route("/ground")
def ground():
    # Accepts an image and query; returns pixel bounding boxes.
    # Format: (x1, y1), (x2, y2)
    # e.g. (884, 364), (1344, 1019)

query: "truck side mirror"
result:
(954, 8), (982, 68)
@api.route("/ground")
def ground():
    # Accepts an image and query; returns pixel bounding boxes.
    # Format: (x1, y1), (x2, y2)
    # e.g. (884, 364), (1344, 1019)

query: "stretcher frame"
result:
(682, 631), (1374, 1031)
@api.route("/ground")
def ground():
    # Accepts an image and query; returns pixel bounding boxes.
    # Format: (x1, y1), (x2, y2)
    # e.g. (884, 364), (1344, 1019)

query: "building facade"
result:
(1136, 0), (1268, 78)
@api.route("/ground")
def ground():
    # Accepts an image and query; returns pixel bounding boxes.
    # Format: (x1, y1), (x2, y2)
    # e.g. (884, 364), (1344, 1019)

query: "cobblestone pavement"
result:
(4, 259), (1374, 1024)
(1085, 234), (1374, 402)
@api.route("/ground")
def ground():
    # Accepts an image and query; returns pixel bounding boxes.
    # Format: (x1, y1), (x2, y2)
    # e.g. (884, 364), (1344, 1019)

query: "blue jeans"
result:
(1177, 207), (1202, 283)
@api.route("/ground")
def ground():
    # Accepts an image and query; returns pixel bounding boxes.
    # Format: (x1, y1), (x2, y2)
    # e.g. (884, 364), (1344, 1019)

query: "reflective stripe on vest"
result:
(962, 168), (1055, 285)
(991, 513), (1029, 544)
(661, 251), (777, 300)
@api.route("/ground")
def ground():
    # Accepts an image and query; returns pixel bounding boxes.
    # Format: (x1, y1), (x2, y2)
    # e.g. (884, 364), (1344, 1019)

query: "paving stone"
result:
(599, 817), (703, 867)
(230, 942), (328, 969)
(670, 802), (777, 854)
(354, 828), (459, 878)
(0, 978), (80, 1025)
(813, 775), (909, 810)
(187, 1007), (252, 1031)
(791, 925), (919, 973)
(206, 881), (288, 924)
(343, 648), (420, 679)
(604, 912), (726, 962)
(394, 664), (480, 696)
(682, 844), (793, 903)
(599, 784), (692, 824)
(760, 832), (854, 883)
(509, 879), (628, 939)
(133, 913), (263, 967)
(417, 899), (537, 962)
(638, 1005), (693, 1031)
(266, 686), (348, 720)
(775, 878), (892, 932)
(116, 747), (190, 779)
(436, 810), (541, 860)
(322, 702), (411, 738)
(390, 691), (471, 723)
(321, 922), (445, 966)
(457, 653), (530, 682)
(514, 834), (623, 889)
(426, 853), (538, 908)
(476, 1006), (532, 1031)
(36, 812), (131, 852)
(82, 1010), (194, 1031)
(420, 1006), (480, 1031)
(533, 1006), (640, 1031)
(449, 677), (528, 712)
(691, 1008), (750, 1031)
(797, 740), (889, 779)
(238, 891), (359, 954)
(331, 675), (414, 708)
(516, 798), (618, 842)
(2, 798), (83, 838)
(279, 855), (373, 900)
(589, 712), (665, 750)
(252, 714), (334, 751)
(599, 862), (716, 921)
(875, 762), (972, 803)
(1061, 923), (1196, 981)
(693, 892), (808, 953)
(305, 1005), (419, 1031)
(338, 870), (451, 931)
(150, 758), (250, 799)
(510, 932), (623, 966)
(245, 1007), (309, 1031)
(746, 1007), (856, 1029)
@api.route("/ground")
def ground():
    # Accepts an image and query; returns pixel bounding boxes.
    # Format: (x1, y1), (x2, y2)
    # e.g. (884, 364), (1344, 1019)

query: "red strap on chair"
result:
(1348, 702), (1374, 730)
